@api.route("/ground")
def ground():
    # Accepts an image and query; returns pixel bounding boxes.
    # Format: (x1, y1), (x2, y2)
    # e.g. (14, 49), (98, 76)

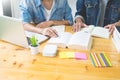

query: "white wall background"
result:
(0, 0), (3, 15)
(11, 0), (21, 18)
(2, 0), (77, 19)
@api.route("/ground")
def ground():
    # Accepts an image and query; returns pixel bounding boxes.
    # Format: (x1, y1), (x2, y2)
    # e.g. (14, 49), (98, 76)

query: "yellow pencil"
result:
(91, 52), (98, 67)
(96, 53), (105, 67)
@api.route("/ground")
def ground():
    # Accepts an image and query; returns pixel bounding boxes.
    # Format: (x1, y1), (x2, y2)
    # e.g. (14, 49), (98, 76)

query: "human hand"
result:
(36, 21), (53, 28)
(104, 24), (115, 35)
(41, 27), (58, 37)
(72, 22), (87, 32)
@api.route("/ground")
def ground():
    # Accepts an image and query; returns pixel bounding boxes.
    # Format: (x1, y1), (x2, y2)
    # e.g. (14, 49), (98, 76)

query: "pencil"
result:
(93, 52), (101, 67)
(90, 53), (96, 67)
(91, 52), (98, 67)
(102, 53), (112, 67)
(96, 53), (104, 67)
(100, 53), (109, 67)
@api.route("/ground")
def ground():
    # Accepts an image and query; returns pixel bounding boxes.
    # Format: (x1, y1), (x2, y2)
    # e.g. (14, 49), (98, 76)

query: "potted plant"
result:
(29, 35), (39, 55)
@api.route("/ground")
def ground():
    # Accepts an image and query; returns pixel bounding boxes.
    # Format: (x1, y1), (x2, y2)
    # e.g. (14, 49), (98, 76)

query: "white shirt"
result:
(44, 0), (55, 21)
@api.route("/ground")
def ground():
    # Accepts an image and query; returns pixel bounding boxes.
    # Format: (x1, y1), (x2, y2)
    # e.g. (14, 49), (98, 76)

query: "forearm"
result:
(114, 20), (120, 26)
(51, 20), (70, 26)
(23, 23), (43, 34)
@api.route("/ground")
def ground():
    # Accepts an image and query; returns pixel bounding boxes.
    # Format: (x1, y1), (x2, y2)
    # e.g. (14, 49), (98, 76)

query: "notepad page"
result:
(52, 25), (65, 35)
(25, 31), (48, 43)
(81, 25), (94, 33)
(47, 32), (72, 48)
(68, 32), (92, 50)
(91, 27), (110, 39)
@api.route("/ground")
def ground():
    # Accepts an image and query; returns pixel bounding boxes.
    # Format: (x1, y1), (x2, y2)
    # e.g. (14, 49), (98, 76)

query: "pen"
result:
(55, 32), (59, 37)
(53, 29), (59, 37)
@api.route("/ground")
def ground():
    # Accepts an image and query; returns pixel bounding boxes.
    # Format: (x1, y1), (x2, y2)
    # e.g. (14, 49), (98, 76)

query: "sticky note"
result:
(66, 52), (74, 58)
(75, 52), (87, 60)
(59, 52), (67, 58)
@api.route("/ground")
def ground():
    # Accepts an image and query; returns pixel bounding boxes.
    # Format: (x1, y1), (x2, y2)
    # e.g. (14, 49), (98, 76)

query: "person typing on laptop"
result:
(19, 0), (73, 37)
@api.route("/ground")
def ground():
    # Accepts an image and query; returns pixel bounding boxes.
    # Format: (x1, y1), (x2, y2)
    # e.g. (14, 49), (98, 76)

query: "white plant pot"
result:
(30, 46), (39, 55)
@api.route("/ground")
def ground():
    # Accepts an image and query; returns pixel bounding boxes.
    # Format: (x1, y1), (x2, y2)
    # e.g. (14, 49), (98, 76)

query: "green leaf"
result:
(30, 36), (38, 47)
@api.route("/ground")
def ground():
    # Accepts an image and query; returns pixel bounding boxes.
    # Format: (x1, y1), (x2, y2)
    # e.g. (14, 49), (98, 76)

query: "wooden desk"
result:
(0, 26), (120, 80)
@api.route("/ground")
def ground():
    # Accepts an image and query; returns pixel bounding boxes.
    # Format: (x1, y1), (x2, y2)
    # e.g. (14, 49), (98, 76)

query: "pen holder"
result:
(30, 45), (39, 55)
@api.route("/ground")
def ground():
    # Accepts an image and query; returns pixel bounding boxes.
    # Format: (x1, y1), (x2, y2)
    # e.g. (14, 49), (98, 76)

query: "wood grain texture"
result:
(0, 26), (120, 80)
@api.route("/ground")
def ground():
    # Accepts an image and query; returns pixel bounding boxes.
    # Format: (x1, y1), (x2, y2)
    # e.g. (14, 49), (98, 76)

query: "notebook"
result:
(81, 25), (110, 39)
(47, 31), (92, 50)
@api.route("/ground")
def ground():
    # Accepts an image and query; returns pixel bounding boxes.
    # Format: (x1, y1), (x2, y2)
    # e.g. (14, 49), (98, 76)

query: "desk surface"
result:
(0, 26), (120, 80)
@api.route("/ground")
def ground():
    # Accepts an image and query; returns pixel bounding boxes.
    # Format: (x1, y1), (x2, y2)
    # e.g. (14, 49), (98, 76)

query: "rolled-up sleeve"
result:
(64, 0), (73, 25)
(19, 0), (32, 24)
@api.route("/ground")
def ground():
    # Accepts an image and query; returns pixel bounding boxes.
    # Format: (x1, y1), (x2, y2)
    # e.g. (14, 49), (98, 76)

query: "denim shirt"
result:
(19, 0), (73, 25)
(76, 0), (120, 26)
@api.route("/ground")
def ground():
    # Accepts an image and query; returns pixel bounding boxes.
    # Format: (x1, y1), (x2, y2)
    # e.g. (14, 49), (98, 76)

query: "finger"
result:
(76, 23), (81, 32)
(83, 23), (88, 28)
(72, 24), (77, 32)
(109, 26), (113, 32)
(48, 28), (58, 37)
(75, 23), (78, 32)
(45, 29), (51, 36)
(104, 25), (110, 29)
(51, 28), (59, 37)
(77, 23), (81, 32)
(53, 29), (58, 34)
(109, 26), (115, 35)
(109, 28), (113, 35)
(104, 25), (110, 32)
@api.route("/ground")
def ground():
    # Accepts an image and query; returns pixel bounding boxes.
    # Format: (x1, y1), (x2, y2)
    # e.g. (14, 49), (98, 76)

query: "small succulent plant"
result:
(30, 36), (38, 47)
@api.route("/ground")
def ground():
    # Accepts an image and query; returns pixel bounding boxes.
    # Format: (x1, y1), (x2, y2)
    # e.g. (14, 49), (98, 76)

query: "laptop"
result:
(0, 16), (48, 48)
